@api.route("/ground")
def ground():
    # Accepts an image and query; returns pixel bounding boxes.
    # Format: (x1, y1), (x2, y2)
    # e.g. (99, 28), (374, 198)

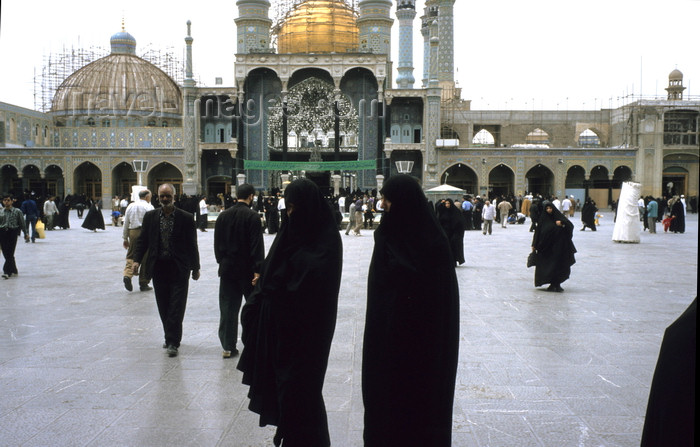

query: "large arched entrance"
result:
(488, 164), (514, 198)
(74, 162), (102, 201)
(44, 165), (64, 198)
(662, 167), (688, 197)
(565, 165), (586, 204)
(1, 165), (21, 196)
(588, 165), (611, 207)
(202, 150), (234, 198)
(148, 162), (183, 196)
(112, 162), (137, 198)
(440, 163), (478, 194)
(663, 152), (698, 197)
(525, 164), (554, 197)
(22, 165), (43, 195)
(611, 165), (633, 205)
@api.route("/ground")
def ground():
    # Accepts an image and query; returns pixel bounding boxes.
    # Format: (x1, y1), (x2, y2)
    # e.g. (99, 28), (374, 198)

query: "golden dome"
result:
(277, 0), (359, 54)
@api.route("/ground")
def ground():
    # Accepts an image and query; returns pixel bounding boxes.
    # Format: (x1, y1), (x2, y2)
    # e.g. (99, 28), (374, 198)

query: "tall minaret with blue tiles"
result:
(235, 0), (272, 53)
(358, 0), (394, 55)
(420, 2), (438, 88)
(436, 0), (455, 89)
(395, 0), (416, 88)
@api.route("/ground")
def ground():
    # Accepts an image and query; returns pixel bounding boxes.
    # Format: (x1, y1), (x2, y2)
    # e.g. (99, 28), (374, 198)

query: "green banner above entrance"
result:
(243, 160), (377, 171)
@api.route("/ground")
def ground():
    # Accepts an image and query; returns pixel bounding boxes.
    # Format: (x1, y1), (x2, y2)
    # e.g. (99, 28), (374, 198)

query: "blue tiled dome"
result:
(110, 30), (137, 55)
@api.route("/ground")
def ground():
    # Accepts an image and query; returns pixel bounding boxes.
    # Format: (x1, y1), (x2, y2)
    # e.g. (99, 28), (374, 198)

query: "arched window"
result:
(473, 129), (494, 147)
(578, 129), (600, 148)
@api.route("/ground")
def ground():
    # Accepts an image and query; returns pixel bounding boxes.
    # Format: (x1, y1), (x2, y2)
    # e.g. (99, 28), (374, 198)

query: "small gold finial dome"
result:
(276, 0), (359, 54)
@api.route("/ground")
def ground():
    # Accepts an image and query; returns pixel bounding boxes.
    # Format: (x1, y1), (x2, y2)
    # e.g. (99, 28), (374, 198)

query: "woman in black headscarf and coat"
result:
(238, 178), (342, 447)
(362, 174), (459, 446)
(532, 200), (577, 292)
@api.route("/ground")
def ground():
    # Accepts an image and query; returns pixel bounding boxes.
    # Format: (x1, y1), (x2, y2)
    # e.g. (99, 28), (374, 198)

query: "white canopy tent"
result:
(424, 184), (467, 204)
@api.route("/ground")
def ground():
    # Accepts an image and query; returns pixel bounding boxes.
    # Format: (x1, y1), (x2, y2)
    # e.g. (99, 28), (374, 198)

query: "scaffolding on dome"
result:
(34, 45), (189, 113)
(272, 0), (357, 22)
(271, 0), (359, 53)
(33, 45), (106, 113)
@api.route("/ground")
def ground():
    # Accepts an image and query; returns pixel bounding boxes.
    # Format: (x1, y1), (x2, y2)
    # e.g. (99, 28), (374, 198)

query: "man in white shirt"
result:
(122, 189), (154, 291)
(42, 196), (59, 230)
(552, 197), (561, 211)
(561, 196), (572, 217)
(338, 195), (345, 214)
(198, 196), (208, 232)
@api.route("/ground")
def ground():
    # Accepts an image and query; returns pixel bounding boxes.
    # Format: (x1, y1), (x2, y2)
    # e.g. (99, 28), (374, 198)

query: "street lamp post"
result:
(131, 160), (149, 186)
(131, 160), (149, 202)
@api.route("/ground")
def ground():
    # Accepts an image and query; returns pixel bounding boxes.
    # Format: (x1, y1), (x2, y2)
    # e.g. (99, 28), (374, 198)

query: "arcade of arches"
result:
(439, 161), (635, 206)
(1, 162), (184, 201)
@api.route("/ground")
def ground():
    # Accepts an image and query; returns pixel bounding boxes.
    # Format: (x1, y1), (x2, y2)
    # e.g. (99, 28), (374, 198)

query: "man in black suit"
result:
(132, 184), (200, 357)
(213, 183), (265, 358)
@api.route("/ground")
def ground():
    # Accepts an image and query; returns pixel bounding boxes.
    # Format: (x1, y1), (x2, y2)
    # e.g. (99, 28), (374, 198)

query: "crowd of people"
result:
(634, 194), (689, 234)
(2, 180), (694, 445)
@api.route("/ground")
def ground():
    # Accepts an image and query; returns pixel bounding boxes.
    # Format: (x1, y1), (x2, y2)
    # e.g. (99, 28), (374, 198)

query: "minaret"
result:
(436, 0), (455, 90)
(420, 2), (438, 88)
(357, 0), (394, 55)
(182, 20), (199, 194)
(182, 20), (198, 194)
(395, 0), (416, 88)
(234, 0), (272, 54)
(666, 69), (686, 100)
(184, 20), (195, 88)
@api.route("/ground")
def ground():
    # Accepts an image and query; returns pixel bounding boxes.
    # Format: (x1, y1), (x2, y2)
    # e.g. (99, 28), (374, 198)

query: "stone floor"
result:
(1, 208), (697, 446)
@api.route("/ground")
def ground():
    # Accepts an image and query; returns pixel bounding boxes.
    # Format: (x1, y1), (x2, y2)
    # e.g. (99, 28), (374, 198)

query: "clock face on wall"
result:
(248, 26), (255, 32)
(372, 26), (379, 32)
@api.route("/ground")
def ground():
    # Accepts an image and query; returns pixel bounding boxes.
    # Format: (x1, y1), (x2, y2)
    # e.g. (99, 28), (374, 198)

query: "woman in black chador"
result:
(437, 198), (466, 265)
(264, 197), (280, 234)
(532, 200), (577, 292)
(669, 196), (686, 233)
(81, 199), (105, 232)
(580, 197), (598, 231)
(362, 174), (459, 447)
(55, 197), (70, 229)
(238, 178), (342, 447)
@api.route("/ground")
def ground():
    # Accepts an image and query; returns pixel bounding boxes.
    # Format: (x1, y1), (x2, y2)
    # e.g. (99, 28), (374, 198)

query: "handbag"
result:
(527, 251), (537, 268)
(35, 218), (46, 239)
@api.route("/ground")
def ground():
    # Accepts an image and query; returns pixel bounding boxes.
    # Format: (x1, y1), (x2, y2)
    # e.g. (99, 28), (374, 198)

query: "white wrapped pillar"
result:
(612, 181), (641, 243)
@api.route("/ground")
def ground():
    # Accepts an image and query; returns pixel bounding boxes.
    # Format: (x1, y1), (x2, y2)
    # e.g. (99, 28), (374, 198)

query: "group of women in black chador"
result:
(237, 175), (460, 446)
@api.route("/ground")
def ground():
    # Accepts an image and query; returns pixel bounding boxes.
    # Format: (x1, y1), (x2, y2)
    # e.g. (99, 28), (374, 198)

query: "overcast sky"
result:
(1, 0), (698, 111)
